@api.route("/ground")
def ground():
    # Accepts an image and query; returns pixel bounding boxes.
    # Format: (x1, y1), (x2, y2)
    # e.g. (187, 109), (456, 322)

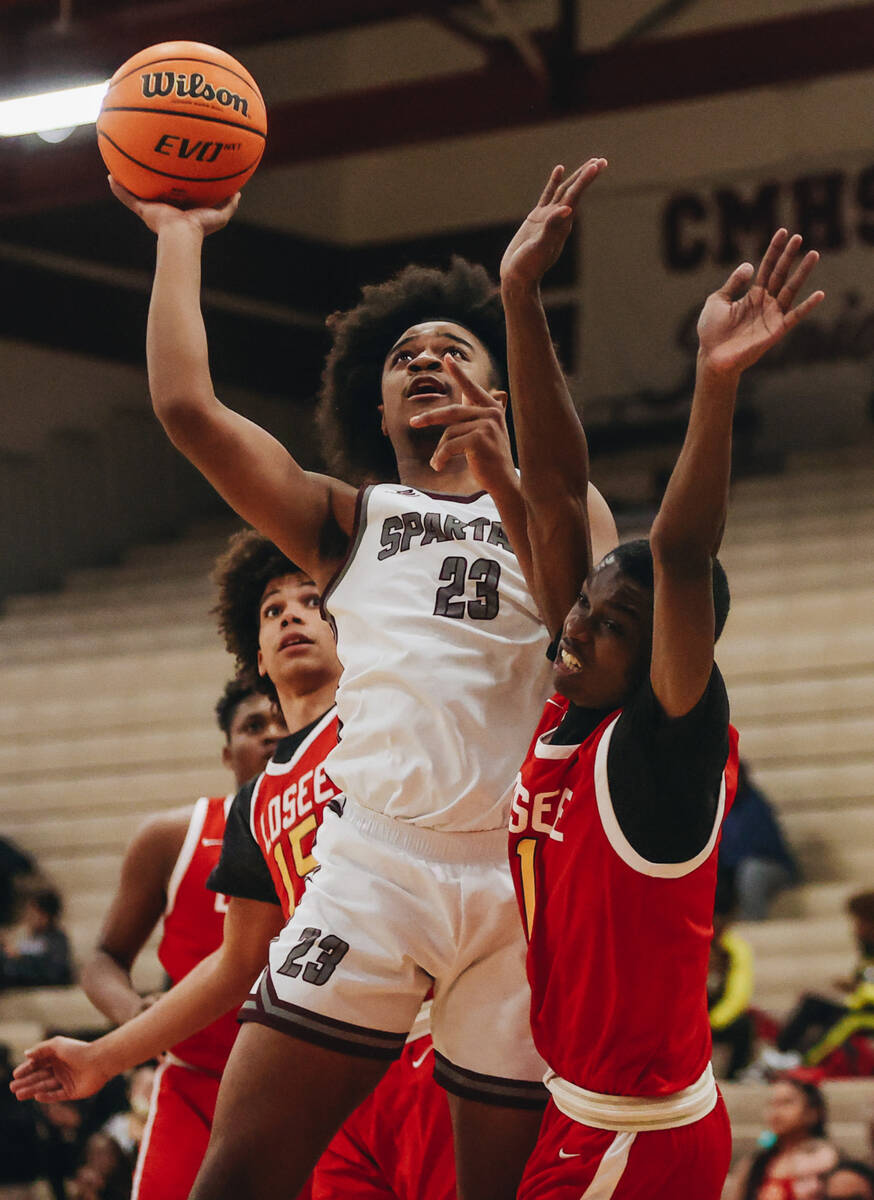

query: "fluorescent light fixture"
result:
(0, 79), (109, 137)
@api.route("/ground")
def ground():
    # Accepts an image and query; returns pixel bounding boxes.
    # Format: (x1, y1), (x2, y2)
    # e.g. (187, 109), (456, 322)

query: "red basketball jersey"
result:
(249, 709), (342, 920)
(158, 795), (238, 1073)
(509, 695), (739, 1098)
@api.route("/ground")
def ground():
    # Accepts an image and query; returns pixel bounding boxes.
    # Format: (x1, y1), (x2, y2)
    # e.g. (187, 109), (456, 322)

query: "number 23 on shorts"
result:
(277, 927), (350, 986)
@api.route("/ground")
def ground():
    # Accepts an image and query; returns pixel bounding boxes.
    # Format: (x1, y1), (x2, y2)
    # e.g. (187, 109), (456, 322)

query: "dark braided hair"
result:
(316, 257), (508, 482)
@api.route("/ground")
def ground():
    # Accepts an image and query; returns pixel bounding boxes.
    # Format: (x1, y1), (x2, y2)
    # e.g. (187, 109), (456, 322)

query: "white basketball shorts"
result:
(240, 800), (546, 1108)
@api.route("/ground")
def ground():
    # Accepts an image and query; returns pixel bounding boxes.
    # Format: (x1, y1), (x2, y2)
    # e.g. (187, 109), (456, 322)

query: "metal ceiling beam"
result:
(4, 3), (874, 218)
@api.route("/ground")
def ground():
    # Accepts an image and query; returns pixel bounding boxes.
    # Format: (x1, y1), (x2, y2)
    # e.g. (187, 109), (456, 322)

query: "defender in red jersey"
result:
(486, 160), (822, 1197)
(26, 677), (285, 1200)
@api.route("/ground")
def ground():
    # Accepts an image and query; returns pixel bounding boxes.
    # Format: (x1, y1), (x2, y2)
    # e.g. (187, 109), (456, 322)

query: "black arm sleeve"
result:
(606, 665), (730, 863)
(207, 782), (281, 906)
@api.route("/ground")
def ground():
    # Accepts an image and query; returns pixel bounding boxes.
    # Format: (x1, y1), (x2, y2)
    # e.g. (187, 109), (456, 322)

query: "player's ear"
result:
(221, 743), (233, 770)
(257, 647), (266, 677)
(378, 403), (388, 436)
(489, 389), (509, 411)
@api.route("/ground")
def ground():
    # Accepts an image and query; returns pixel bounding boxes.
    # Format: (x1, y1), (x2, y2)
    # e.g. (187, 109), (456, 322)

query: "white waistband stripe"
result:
(545, 1063), (717, 1133)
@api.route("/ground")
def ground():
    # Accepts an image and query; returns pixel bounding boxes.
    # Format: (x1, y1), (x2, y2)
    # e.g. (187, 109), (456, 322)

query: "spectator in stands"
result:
(69, 1130), (133, 1200)
(0, 1041), (44, 1196)
(0, 888), (73, 989)
(766, 890), (874, 1072)
(825, 1161), (874, 1200)
(793, 1141), (841, 1200)
(101, 1063), (155, 1161)
(727, 1074), (835, 1200)
(710, 874), (755, 1079)
(0, 836), (35, 928)
(719, 759), (799, 920)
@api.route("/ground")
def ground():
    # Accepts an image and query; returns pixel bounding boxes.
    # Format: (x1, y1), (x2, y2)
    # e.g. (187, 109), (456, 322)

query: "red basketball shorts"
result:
(132, 1060), (220, 1200)
(517, 1093), (731, 1200)
(310, 1035), (455, 1200)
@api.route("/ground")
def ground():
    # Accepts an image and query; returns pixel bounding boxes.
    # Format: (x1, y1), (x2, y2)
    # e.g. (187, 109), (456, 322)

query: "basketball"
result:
(97, 41), (267, 208)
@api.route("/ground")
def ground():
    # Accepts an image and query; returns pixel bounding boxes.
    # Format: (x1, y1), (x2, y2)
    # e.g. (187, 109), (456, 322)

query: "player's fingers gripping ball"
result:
(97, 41), (267, 208)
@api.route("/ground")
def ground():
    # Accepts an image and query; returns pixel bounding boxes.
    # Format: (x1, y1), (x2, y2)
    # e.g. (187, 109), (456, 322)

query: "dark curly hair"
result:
(212, 529), (301, 705)
(316, 257), (508, 482)
(214, 675), (259, 738)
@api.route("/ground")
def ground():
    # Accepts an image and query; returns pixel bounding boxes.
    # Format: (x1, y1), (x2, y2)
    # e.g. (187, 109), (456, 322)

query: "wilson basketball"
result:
(97, 41), (267, 207)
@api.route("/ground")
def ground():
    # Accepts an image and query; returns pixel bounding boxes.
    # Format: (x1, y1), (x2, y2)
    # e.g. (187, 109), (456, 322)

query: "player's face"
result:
(223, 692), (286, 786)
(379, 321), (502, 464)
(552, 560), (653, 710)
(257, 572), (340, 692)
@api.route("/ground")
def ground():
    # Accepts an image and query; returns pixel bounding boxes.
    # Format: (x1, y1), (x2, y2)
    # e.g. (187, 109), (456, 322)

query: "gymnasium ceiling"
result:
(4, 0), (874, 405)
(4, 0), (874, 221)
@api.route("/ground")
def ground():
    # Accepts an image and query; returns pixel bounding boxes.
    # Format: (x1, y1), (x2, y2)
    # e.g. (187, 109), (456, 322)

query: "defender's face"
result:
(552, 560), (653, 711)
(256, 572), (340, 692)
(379, 321), (501, 458)
(223, 692), (286, 787)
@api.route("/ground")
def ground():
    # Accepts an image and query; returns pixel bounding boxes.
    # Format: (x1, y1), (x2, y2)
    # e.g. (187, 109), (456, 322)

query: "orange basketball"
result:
(97, 41), (267, 208)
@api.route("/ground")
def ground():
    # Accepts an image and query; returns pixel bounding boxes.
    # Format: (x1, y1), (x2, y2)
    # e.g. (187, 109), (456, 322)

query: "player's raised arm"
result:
(649, 230), (824, 718)
(109, 179), (356, 585)
(498, 160), (615, 636)
(10, 896), (283, 1103)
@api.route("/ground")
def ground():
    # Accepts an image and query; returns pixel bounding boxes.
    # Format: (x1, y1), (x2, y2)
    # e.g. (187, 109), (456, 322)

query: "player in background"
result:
(13, 530), (456, 1200)
(77, 676), (284, 1200)
(97, 173), (617, 1200)
(434, 159), (823, 1198)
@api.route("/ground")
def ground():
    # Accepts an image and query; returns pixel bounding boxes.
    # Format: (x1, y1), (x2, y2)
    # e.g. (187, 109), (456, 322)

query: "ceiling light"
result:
(0, 80), (108, 138)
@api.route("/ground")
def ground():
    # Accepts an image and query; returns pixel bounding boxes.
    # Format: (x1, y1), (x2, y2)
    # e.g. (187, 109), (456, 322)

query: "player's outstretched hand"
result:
(697, 229), (825, 377)
(10, 1036), (111, 1103)
(500, 158), (607, 293)
(108, 175), (240, 237)
(410, 355), (515, 492)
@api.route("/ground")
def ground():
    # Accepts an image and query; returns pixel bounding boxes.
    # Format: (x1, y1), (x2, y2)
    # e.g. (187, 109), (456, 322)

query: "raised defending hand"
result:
(697, 229), (825, 377)
(409, 355), (515, 493)
(10, 1036), (111, 1103)
(500, 158), (607, 292)
(108, 175), (240, 237)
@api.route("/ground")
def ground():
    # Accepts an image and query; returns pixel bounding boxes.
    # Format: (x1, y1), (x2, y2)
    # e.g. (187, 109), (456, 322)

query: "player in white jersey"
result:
(109, 172), (616, 1199)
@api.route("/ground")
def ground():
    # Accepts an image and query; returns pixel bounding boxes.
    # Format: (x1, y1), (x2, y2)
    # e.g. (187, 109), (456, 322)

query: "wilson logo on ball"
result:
(140, 71), (250, 116)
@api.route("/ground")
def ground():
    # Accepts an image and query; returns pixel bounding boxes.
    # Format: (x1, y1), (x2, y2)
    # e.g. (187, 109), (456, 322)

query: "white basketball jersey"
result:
(323, 483), (552, 832)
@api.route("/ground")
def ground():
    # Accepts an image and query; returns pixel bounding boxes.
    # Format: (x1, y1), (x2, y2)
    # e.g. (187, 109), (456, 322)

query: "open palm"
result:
(500, 158), (607, 290)
(698, 229), (824, 375)
(10, 1036), (108, 1102)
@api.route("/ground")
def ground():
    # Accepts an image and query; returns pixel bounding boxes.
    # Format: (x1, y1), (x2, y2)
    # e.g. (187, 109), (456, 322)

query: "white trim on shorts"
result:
(544, 1063), (718, 1133)
(130, 1058), (168, 1200)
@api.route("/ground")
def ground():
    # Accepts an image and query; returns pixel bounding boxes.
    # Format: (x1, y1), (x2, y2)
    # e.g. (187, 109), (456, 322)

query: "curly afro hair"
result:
(316, 257), (508, 483)
(212, 529), (301, 705)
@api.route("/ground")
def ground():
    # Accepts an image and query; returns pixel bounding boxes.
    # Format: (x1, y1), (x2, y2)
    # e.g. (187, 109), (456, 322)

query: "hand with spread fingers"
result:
(108, 174), (240, 237)
(500, 158), (607, 293)
(10, 1036), (110, 1103)
(697, 229), (825, 377)
(410, 354), (515, 494)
